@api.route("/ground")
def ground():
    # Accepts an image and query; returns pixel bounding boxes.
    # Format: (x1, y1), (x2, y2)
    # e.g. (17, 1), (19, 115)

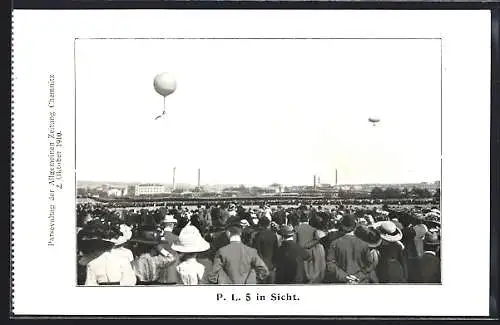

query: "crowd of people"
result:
(77, 202), (441, 285)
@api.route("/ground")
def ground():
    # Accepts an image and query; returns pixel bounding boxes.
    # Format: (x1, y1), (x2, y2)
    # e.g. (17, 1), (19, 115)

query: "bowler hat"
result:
(278, 224), (295, 238)
(339, 214), (357, 232)
(424, 231), (440, 246)
(129, 227), (162, 245)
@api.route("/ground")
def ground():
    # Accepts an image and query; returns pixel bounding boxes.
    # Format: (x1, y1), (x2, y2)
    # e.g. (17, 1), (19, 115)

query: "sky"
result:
(76, 38), (441, 186)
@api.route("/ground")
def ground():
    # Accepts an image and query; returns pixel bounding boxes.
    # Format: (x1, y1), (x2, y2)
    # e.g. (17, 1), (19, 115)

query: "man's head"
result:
(225, 226), (242, 239)
(258, 216), (271, 229)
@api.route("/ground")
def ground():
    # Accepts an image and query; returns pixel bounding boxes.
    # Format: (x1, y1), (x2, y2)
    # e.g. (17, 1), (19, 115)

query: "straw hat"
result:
(376, 221), (403, 242)
(171, 224), (210, 253)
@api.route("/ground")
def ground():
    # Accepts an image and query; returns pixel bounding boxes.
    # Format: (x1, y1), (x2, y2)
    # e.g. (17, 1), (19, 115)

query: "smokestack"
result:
(318, 176), (321, 186)
(172, 167), (176, 191)
(197, 168), (201, 188)
(313, 175), (317, 190)
(335, 169), (338, 186)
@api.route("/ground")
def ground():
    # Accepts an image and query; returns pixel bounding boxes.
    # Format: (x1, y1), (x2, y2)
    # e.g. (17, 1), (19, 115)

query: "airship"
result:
(368, 117), (380, 126)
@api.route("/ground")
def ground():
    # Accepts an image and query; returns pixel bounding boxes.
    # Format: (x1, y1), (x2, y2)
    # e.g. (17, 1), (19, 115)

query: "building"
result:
(133, 184), (166, 196)
(107, 188), (123, 197)
(268, 183), (283, 194)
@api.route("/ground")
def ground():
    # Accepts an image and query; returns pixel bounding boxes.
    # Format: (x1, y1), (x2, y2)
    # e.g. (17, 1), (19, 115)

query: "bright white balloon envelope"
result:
(153, 72), (177, 120)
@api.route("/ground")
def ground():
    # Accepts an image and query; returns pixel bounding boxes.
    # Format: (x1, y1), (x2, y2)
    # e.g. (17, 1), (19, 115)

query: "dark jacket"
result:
(208, 241), (269, 284)
(326, 233), (373, 283)
(207, 230), (229, 261)
(295, 223), (316, 248)
(253, 228), (279, 270)
(376, 242), (408, 283)
(274, 240), (311, 284)
(419, 251), (441, 283)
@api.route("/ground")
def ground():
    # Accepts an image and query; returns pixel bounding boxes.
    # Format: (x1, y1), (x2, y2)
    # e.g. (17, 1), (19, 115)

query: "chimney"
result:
(335, 169), (338, 186)
(313, 175), (317, 190)
(172, 167), (176, 191)
(318, 176), (321, 186)
(197, 168), (201, 188)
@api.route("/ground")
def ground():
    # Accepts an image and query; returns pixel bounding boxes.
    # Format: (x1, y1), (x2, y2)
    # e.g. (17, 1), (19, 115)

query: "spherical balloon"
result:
(153, 72), (177, 97)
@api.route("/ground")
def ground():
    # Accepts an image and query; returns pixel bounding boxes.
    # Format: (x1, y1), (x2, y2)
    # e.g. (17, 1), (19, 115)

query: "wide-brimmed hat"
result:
(129, 227), (162, 245)
(171, 224), (210, 253)
(376, 221), (403, 242)
(355, 225), (382, 248)
(109, 224), (133, 246)
(338, 214), (357, 232)
(278, 224), (295, 238)
(78, 238), (115, 255)
(391, 219), (403, 230)
(240, 219), (250, 227)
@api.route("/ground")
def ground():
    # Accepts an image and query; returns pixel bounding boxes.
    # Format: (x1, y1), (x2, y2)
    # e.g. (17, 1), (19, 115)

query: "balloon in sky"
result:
(154, 72), (177, 97)
(368, 117), (380, 126)
(153, 72), (177, 120)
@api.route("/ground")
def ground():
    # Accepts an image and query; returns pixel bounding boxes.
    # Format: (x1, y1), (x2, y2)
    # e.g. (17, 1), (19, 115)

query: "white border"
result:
(12, 10), (491, 316)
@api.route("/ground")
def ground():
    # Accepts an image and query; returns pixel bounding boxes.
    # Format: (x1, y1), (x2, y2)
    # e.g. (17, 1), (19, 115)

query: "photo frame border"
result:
(10, 0), (500, 320)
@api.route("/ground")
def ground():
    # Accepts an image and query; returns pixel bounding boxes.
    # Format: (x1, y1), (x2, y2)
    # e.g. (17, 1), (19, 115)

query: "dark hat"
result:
(278, 224), (295, 238)
(299, 213), (309, 223)
(258, 216), (270, 228)
(224, 216), (242, 229)
(424, 231), (440, 246)
(129, 227), (162, 245)
(354, 226), (382, 248)
(339, 214), (357, 232)
(78, 238), (115, 255)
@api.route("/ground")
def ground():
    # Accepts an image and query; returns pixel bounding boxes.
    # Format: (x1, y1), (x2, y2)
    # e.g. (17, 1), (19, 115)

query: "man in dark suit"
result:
(253, 217), (279, 284)
(208, 225), (269, 284)
(295, 214), (316, 248)
(325, 214), (372, 284)
(274, 225), (311, 284)
(419, 231), (441, 283)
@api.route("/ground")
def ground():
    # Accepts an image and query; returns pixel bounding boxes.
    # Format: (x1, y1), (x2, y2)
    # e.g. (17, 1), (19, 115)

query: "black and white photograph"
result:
(11, 8), (492, 316)
(76, 38), (442, 286)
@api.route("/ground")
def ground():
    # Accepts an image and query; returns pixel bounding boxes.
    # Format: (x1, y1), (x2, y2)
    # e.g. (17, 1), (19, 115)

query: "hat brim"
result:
(380, 229), (403, 242)
(129, 238), (160, 245)
(171, 242), (210, 253)
(78, 250), (108, 266)
(367, 238), (382, 248)
(425, 220), (441, 228)
(340, 224), (356, 233)
(78, 238), (115, 253)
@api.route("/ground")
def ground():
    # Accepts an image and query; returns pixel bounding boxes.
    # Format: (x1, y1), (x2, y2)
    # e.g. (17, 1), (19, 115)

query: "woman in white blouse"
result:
(82, 223), (137, 286)
(171, 224), (211, 285)
(84, 248), (137, 286)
